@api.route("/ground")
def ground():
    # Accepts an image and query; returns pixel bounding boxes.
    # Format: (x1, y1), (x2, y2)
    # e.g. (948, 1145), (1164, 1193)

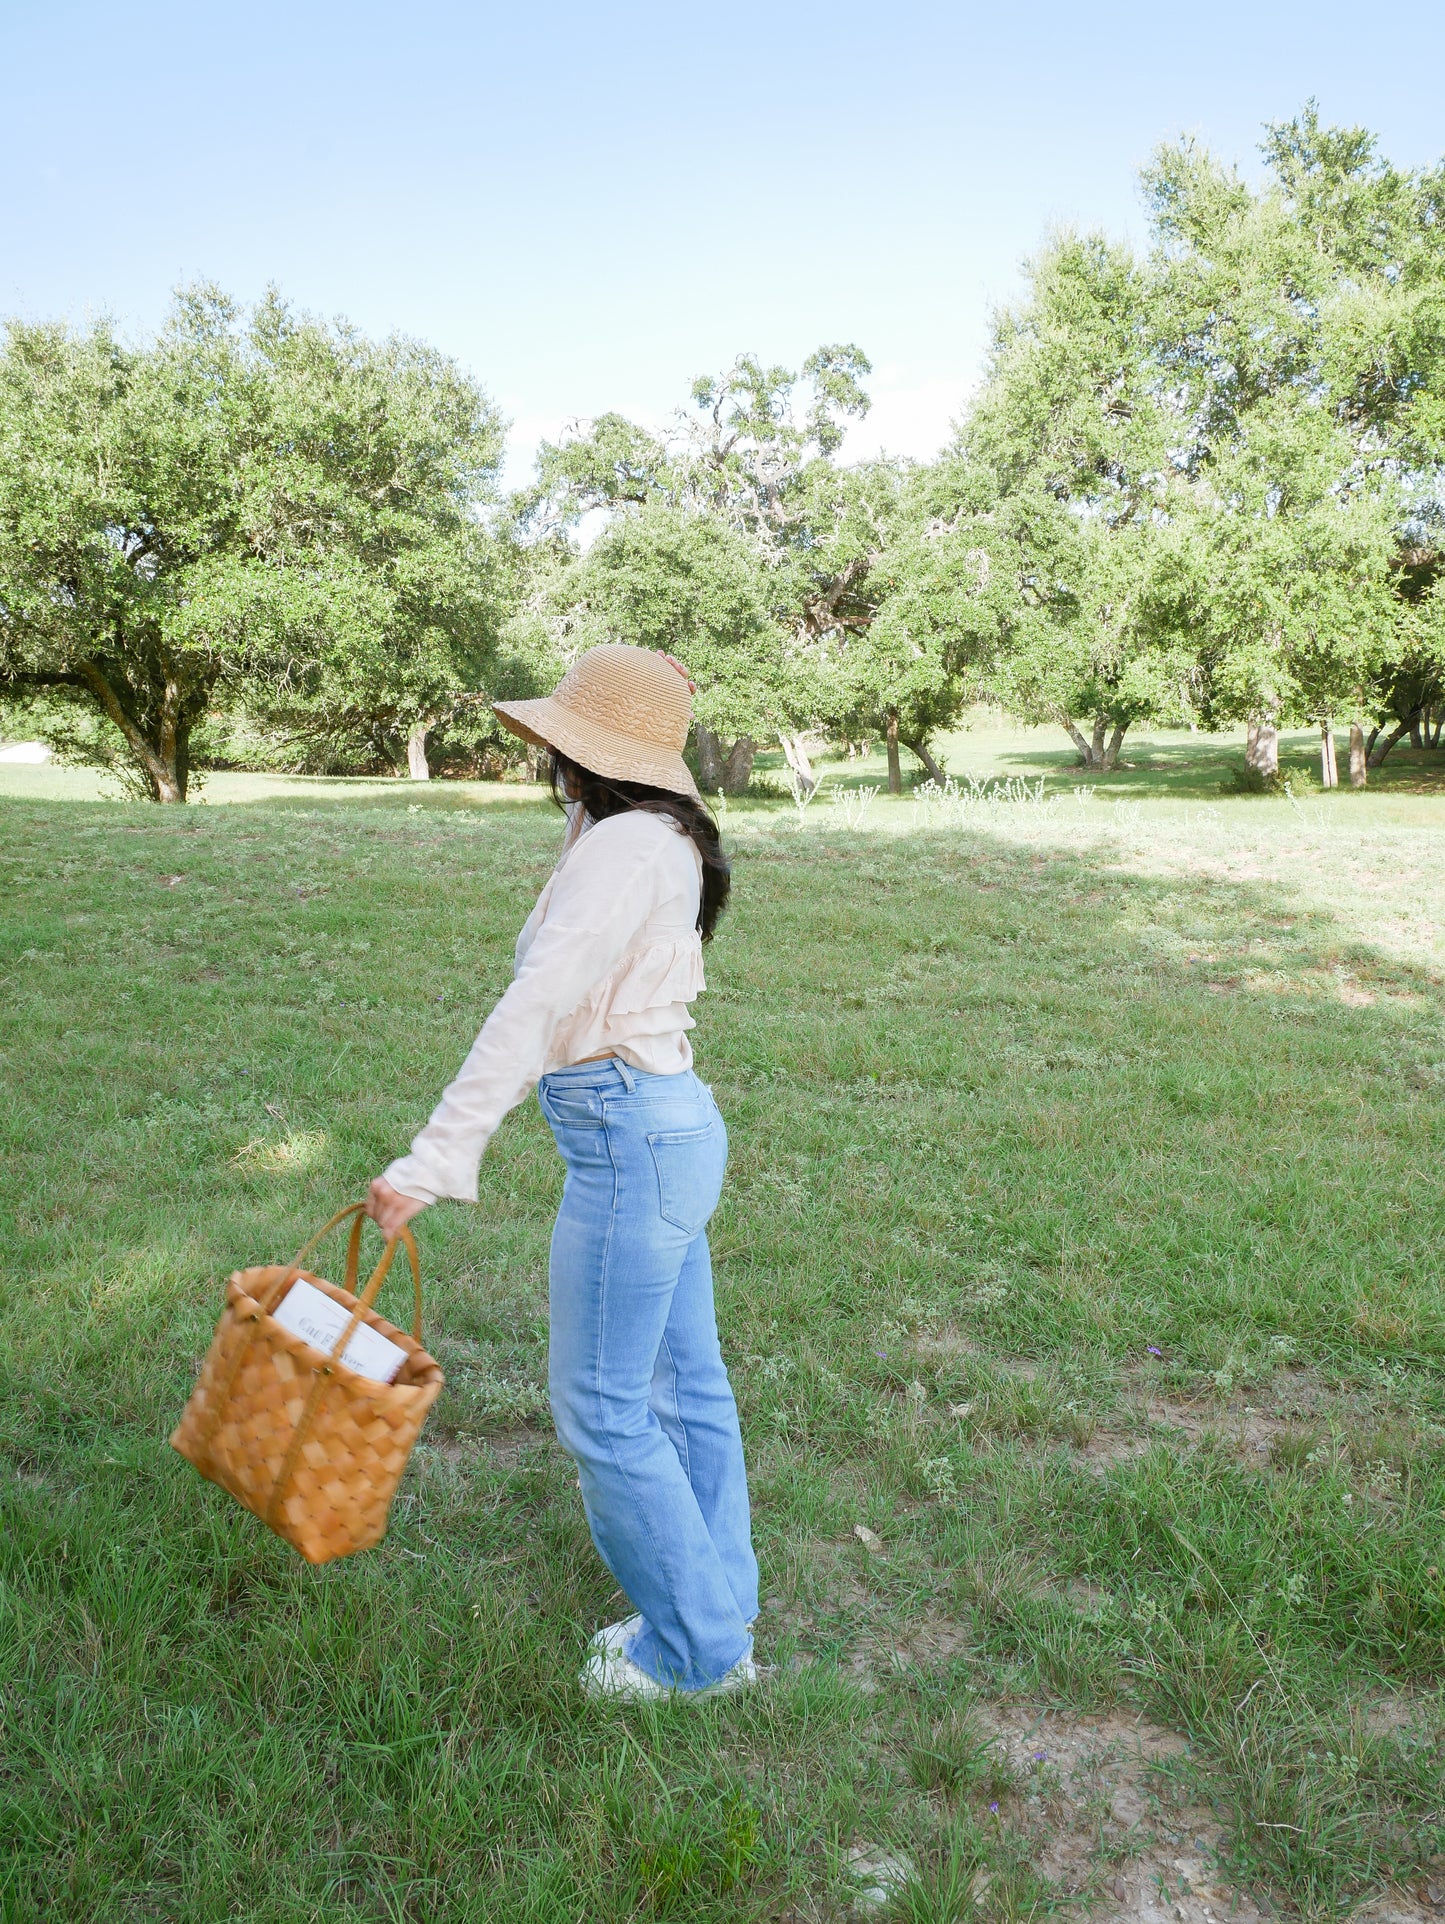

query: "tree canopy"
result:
(5, 106), (1444, 799)
(0, 288), (505, 797)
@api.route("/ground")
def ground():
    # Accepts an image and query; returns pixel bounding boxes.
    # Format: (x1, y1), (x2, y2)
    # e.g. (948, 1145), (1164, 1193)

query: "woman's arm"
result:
(370, 815), (672, 1214)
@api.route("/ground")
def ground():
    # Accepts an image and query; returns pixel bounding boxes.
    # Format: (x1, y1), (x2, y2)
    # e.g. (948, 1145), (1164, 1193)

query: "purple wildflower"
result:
(989, 1802), (1000, 1814)
(1147, 1345), (1163, 1358)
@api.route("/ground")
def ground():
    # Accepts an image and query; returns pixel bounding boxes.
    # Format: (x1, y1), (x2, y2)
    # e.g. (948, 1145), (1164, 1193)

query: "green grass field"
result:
(2, 725), (1443, 1923)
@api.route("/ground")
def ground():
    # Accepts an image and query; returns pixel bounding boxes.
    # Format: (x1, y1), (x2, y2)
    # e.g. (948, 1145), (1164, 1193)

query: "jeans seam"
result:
(591, 1108), (678, 1670)
(658, 1330), (690, 1483)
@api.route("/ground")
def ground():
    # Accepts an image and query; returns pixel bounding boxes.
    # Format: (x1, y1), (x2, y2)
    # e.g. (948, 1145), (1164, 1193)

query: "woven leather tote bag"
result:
(171, 1204), (444, 1564)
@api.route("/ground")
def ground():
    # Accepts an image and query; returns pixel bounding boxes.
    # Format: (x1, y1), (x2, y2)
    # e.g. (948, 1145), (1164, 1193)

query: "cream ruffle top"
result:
(383, 808), (705, 1205)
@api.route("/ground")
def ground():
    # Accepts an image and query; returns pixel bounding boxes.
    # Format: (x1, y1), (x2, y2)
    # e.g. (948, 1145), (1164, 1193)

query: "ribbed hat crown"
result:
(550, 644), (692, 752)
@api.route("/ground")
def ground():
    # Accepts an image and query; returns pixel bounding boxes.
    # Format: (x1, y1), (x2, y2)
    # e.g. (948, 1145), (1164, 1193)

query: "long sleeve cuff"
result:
(380, 1154), (454, 1208)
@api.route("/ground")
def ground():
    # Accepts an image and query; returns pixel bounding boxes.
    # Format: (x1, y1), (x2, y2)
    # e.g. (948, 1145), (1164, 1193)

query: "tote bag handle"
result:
(260, 1201), (424, 1345)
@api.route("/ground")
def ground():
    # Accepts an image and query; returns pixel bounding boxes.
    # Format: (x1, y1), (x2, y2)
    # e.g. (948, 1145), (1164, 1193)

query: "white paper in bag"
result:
(271, 1279), (407, 1384)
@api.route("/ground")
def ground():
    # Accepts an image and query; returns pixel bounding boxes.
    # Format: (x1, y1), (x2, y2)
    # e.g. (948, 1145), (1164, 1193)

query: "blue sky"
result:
(3, 0), (1442, 483)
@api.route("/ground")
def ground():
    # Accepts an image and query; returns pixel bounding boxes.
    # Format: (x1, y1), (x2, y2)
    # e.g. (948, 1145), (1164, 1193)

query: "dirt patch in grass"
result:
(1075, 1371), (1334, 1475)
(879, 1612), (977, 1673)
(480, 1428), (556, 1467)
(1360, 1694), (1443, 1741)
(977, 1706), (1444, 1922)
(978, 1705), (1256, 1921)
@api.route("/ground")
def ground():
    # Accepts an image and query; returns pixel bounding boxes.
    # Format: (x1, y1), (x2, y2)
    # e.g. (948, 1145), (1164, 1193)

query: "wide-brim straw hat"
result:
(492, 643), (700, 799)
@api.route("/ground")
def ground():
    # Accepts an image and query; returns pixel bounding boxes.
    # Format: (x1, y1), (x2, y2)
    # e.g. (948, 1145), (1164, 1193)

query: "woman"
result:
(367, 643), (759, 1701)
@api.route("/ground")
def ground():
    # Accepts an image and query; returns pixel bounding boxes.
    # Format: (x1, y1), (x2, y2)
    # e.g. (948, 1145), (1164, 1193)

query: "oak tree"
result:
(0, 288), (504, 797)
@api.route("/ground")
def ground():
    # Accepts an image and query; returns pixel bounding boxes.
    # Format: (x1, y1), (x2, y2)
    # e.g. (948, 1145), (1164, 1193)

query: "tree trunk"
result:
(885, 710), (902, 794)
(1366, 710), (1419, 770)
(77, 658), (187, 800)
(779, 732), (818, 795)
(153, 734), (187, 802)
(1409, 713), (1424, 748)
(694, 723), (724, 792)
(1055, 711), (1124, 770)
(173, 717), (191, 802)
(1056, 712), (1096, 764)
(157, 682), (186, 801)
(1349, 722), (1367, 788)
(899, 732), (946, 785)
(1245, 718), (1279, 779)
(1319, 720), (1338, 789)
(721, 736), (755, 795)
(407, 723), (431, 781)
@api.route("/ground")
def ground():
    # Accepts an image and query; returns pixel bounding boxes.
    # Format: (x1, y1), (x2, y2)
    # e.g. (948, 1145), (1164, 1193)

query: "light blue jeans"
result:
(538, 1058), (758, 1690)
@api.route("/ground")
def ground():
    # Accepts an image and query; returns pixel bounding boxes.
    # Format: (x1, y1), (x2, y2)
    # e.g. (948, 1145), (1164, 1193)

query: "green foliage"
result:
(506, 118), (1445, 787)
(1139, 110), (1439, 741)
(516, 348), (906, 781)
(943, 106), (1445, 771)
(0, 287), (506, 798)
(1220, 761), (1284, 796)
(569, 505), (787, 742)
(907, 1710), (1014, 1800)
(14, 105), (1443, 802)
(520, 411), (669, 527)
(950, 231), (1192, 763)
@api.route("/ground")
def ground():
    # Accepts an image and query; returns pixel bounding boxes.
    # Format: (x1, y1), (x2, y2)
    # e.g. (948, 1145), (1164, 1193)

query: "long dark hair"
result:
(548, 750), (731, 941)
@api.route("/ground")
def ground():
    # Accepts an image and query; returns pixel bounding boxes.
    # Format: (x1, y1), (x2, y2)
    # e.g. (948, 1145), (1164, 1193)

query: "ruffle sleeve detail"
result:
(572, 935), (706, 1020)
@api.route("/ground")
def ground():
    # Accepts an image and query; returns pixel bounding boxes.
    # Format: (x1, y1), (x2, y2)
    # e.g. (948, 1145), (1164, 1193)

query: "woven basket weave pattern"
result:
(171, 1216), (443, 1565)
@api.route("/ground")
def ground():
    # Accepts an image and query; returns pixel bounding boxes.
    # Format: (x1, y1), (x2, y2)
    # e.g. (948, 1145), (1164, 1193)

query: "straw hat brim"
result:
(492, 696), (700, 800)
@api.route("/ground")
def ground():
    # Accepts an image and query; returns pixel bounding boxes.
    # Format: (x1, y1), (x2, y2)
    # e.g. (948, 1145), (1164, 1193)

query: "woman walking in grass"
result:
(366, 643), (759, 1701)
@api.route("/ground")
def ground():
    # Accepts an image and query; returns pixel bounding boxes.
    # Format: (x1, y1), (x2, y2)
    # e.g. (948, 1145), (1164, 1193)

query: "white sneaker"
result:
(589, 1613), (643, 1657)
(693, 1651), (759, 1700)
(579, 1643), (758, 1703)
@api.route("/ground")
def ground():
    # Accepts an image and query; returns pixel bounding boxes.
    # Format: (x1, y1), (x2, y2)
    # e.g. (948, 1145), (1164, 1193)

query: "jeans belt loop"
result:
(612, 1058), (636, 1093)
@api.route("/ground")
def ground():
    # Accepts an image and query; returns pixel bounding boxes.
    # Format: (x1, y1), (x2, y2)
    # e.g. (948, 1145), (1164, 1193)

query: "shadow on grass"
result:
(1002, 737), (1445, 800)
(795, 732), (1445, 803)
(949, 741), (1445, 802)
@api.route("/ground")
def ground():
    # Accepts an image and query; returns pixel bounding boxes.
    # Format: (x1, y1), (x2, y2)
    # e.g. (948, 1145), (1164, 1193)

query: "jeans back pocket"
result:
(647, 1122), (725, 1236)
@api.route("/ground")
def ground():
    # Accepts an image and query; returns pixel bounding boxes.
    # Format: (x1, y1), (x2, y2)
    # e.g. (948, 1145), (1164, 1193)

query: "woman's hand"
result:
(366, 1177), (429, 1242)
